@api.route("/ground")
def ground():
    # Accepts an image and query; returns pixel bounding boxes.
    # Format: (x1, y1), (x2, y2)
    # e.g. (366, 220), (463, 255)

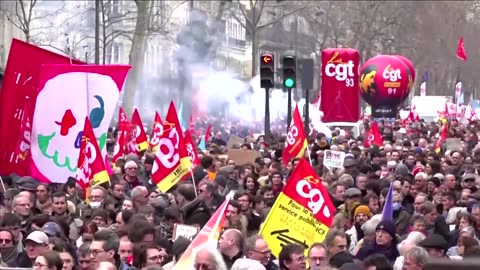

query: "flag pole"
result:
(0, 176), (6, 192)
(306, 145), (313, 166)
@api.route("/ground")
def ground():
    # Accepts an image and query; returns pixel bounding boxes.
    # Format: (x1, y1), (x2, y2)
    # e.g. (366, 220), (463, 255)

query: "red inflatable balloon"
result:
(359, 55), (410, 117)
(394, 55), (415, 82)
(394, 55), (415, 98)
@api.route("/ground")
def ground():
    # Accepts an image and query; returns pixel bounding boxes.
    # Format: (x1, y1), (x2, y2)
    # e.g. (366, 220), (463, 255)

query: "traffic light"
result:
(282, 56), (296, 88)
(260, 54), (274, 88)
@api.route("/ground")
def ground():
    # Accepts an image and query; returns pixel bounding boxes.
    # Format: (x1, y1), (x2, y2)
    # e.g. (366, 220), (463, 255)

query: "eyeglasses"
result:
(0, 238), (12, 244)
(194, 263), (213, 270)
(90, 249), (105, 257)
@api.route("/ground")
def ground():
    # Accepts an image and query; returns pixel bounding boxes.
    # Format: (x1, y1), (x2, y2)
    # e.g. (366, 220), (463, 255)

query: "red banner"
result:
(320, 48), (360, 122)
(76, 117), (109, 200)
(151, 101), (190, 192)
(282, 105), (307, 166)
(0, 39), (83, 176)
(131, 108), (148, 152)
(184, 130), (199, 170)
(15, 97), (32, 169)
(149, 112), (163, 153)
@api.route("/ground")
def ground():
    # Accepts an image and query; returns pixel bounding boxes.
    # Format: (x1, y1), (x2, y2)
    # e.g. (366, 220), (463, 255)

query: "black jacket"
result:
(7, 251), (32, 268)
(356, 242), (400, 263)
(182, 198), (211, 228)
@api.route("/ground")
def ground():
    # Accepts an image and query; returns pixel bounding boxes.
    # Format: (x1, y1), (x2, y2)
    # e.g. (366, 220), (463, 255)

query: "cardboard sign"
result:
(172, 223), (200, 241)
(228, 149), (261, 165)
(446, 138), (461, 151)
(226, 134), (245, 148)
(323, 150), (346, 168)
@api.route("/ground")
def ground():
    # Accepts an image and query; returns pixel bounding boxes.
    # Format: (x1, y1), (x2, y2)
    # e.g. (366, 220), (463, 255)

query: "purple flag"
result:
(381, 183), (394, 221)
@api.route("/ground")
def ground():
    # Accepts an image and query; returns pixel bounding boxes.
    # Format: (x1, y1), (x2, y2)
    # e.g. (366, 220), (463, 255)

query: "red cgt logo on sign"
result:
(320, 48), (360, 123)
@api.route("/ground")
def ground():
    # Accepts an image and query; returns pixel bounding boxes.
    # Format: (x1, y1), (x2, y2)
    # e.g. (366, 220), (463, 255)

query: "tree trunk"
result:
(122, 0), (150, 117)
(95, 0), (100, 64)
(251, 28), (258, 77)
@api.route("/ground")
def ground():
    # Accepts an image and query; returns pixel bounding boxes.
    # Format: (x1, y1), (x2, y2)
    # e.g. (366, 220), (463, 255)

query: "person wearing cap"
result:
(418, 234), (448, 258)
(337, 188), (362, 228)
(346, 205), (372, 254)
(7, 231), (49, 267)
(42, 222), (64, 240)
(356, 220), (400, 263)
(462, 174), (478, 193)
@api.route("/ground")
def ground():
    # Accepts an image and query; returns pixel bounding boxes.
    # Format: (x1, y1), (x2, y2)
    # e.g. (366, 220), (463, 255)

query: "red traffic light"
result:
(261, 54), (273, 65)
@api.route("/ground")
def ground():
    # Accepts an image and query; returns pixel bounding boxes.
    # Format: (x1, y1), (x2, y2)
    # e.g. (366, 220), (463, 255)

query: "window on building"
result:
(112, 0), (119, 15)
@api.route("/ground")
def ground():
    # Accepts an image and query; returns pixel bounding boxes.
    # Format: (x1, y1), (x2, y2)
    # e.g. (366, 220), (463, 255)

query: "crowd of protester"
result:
(1, 118), (480, 270)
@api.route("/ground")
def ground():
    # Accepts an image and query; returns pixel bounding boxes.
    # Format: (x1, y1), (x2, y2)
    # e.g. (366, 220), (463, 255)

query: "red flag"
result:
(0, 39), (84, 176)
(364, 122), (383, 147)
(435, 122), (448, 154)
(76, 117), (109, 201)
(149, 112), (163, 153)
(260, 159), (336, 257)
(457, 36), (467, 61)
(184, 130), (200, 170)
(204, 123), (212, 143)
(118, 107), (130, 131)
(131, 108), (149, 152)
(282, 105), (308, 166)
(112, 131), (125, 164)
(409, 104), (420, 122)
(151, 102), (191, 192)
(15, 97), (32, 168)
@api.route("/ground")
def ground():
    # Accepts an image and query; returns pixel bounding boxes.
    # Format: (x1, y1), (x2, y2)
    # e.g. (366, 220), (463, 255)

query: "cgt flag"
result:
(151, 101), (191, 192)
(131, 108), (149, 152)
(150, 112), (163, 153)
(76, 117), (110, 201)
(260, 159), (336, 258)
(364, 122), (383, 147)
(282, 105), (308, 166)
(184, 130), (200, 170)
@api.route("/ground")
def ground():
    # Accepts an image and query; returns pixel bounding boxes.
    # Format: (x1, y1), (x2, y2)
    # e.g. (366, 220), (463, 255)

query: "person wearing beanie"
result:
(347, 205), (372, 253)
(356, 220), (400, 263)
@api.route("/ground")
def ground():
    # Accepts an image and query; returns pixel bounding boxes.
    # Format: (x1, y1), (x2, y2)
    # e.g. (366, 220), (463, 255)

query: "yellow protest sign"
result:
(259, 159), (336, 257)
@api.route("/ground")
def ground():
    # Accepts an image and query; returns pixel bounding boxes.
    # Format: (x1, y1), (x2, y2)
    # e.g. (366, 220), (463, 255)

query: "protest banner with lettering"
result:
(30, 64), (130, 183)
(0, 39), (84, 176)
(260, 159), (336, 257)
(151, 101), (190, 192)
(282, 105), (308, 166)
(172, 223), (200, 241)
(323, 150), (346, 168)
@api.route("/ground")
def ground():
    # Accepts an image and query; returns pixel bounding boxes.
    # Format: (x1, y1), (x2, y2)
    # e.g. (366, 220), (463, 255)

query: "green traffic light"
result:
(284, 78), (295, 88)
